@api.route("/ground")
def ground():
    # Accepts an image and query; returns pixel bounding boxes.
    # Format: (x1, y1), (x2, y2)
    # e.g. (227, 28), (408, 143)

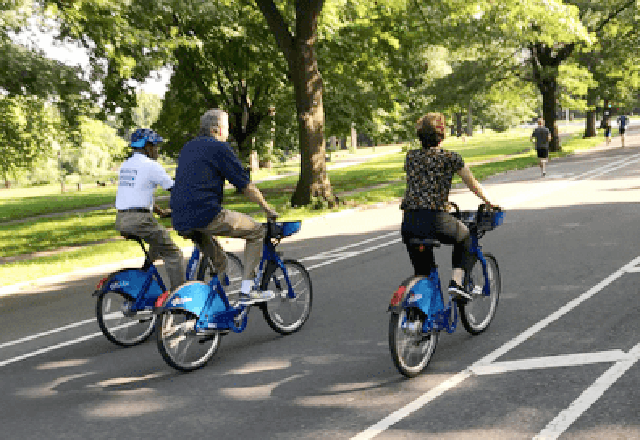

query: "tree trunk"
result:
(467, 103), (473, 136)
(585, 88), (597, 137)
(540, 79), (560, 152)
(254, 0), (334, 207)
(456, 113), (463, 137)
(290, 43), (333, 206)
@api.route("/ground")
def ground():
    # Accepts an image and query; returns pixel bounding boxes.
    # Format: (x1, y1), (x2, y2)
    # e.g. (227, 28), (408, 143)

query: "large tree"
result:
(410, 0), (591, 151)
(253, 0), (337, 206)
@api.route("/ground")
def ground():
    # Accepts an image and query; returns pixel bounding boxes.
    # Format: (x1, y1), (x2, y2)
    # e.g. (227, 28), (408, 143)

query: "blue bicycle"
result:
(154, 220), (312, 372)
(93, 233), (243, 347)
(388, 203), (504, 377)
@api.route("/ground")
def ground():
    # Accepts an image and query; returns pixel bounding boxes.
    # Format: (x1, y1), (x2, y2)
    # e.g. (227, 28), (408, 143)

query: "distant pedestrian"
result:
(603, 112), (612, 145)
(530, 118), (551, 177)
(617, 114), (629, 147)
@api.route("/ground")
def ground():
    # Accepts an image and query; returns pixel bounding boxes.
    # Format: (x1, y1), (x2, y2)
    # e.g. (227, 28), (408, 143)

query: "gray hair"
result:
(199, 109), (228, 137)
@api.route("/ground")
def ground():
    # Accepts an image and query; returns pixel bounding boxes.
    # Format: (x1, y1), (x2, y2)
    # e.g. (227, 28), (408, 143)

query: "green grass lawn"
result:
(0, 128), (607, 286)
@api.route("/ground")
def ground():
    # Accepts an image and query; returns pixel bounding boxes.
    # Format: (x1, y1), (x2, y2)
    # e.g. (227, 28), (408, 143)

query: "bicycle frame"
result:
(156, 222), (300, 334)
(94, 238), (206, 312)
(389, 230), (491, 335)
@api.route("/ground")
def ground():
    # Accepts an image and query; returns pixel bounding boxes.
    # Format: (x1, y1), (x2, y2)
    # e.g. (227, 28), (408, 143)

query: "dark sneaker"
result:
(448, 281), (472, 302)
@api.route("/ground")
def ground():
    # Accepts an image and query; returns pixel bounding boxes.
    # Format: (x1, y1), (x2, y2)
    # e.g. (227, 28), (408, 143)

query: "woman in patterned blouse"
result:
(401, 112), (500, 300)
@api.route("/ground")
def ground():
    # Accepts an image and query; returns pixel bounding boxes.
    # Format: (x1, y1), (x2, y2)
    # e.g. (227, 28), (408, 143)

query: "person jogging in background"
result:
(530, 118), (551, 177)
(617, 114), (629, 147)
(170, 109), (279, 305)
(602, 112), (612, 145)
(401, 112), (501, 301)
(115, 129), (185, 290)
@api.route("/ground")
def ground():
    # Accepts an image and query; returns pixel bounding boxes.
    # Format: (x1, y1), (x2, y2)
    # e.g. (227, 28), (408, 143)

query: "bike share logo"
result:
(109, 280), (130, 289)
(171, 297), (193, 306)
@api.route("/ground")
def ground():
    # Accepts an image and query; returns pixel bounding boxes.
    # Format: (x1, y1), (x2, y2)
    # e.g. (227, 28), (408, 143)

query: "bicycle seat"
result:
(408, 238), (441, 248)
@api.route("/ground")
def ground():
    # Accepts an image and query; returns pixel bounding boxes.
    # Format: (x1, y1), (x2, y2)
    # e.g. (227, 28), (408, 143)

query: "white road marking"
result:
(0, 318), (96, 349)
(0, 234), (402, 366)
(0, 321), (140, 367)
(470, 350), (633, 376)
(534, 342), (640, 440)
(353, 151), (640, 440)
(352, 255), (640, 440)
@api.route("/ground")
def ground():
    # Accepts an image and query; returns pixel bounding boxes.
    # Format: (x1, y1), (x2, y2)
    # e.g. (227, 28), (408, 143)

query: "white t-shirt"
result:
(115, 153), (174, 210)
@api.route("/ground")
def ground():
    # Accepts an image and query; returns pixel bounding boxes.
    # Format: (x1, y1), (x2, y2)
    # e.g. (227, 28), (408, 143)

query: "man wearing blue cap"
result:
(115, 128), (185, 290)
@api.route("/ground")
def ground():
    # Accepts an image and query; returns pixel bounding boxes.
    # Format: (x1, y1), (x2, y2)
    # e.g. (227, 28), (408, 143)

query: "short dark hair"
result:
(418, 131), (444, 149)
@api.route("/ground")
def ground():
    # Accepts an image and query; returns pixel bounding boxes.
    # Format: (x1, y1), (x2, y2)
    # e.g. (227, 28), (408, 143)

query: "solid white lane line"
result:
(470, 350), (630, 376)
(299, 231), (399, 262)
(352, 371), (473, 440)
(352, 255), (640, 439)
(0, 235), (403, 366)
(0, 321), (139, 367)
(0, 318), (97, 349)
(474, 255), (640, 367)
(0, 332), (103, 367)
(306, 238), (401, 271)
(534, 342), (640, 440)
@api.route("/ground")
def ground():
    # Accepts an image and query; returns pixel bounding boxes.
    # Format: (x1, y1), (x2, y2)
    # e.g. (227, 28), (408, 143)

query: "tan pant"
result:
(115, 212), (185, 290)
(194, 209), (265, 281)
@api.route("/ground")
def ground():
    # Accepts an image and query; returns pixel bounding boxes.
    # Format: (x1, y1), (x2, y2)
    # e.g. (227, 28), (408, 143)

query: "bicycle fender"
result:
(93, 269), (162, 302)
(156, 282), (209, 317)
(388, 276), (424, 313)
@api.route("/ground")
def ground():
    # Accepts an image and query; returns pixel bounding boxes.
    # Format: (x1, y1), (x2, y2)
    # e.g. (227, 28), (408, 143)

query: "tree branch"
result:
(253, 0), (295, 63)
(594, 0), (635, 34)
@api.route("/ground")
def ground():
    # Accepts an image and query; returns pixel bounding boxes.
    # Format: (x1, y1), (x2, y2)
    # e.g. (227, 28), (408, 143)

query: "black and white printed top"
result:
(400, 148), (465, 211)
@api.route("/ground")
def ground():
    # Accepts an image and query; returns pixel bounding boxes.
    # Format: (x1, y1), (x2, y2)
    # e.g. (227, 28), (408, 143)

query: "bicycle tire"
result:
(389, 308), (438, 377)
(96, 290), (156, 347)
(261, 259), (312, 335)
(156, 310), (221, 372)
(459, 253), (500, 335)
(196, 252), (243, 302)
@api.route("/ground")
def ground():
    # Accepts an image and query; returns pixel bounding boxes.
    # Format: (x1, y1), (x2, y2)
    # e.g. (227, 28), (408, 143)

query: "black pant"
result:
(401, 210), (472, 277)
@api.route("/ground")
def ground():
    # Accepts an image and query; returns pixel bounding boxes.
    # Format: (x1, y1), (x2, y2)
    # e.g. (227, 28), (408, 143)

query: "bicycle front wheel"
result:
(96, 290), (156, 347)
(389, 308), (438, 378)
(261, 260), (312, 335)
(156, 310), (221, 372)
(459, 253), (501, 335)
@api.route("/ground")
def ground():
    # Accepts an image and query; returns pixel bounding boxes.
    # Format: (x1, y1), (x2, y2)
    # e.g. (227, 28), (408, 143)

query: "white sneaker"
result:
(237, 289), (275, 305)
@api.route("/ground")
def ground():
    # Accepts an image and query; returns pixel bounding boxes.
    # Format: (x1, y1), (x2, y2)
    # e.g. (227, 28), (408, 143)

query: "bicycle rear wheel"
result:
(156, 310), (221, 372)
(261, 260), (312, 335)
(459, 253), (500, 335)
(389, 308), (438, 377)
(96, 290), (156, 347)
(197, 252), (243, 303)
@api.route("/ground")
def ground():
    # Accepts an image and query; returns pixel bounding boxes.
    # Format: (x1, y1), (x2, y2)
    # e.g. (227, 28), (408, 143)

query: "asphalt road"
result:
(0, 136), (638, 439)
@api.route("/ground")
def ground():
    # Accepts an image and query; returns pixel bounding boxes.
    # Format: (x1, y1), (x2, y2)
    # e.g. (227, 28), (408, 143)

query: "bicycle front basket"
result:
(279, 221), (301, 237)
(268, 221), (302, 238)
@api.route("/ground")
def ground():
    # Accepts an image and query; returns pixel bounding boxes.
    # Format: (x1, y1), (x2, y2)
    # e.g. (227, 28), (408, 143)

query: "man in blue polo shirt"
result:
(171, 109), (279, 305)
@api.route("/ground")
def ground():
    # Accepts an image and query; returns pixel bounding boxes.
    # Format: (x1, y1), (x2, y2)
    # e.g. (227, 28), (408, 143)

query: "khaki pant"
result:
(115, 212), (185, 290)
(194, 209), (265, 281)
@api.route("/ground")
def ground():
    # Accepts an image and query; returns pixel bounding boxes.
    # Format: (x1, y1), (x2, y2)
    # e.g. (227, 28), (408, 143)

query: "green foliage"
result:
(0, 95), (59, 181)
(132, 91), (162, 128)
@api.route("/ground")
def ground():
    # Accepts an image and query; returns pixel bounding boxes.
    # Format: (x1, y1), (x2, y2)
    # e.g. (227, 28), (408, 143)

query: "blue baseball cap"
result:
(130, 128), (164, 148)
